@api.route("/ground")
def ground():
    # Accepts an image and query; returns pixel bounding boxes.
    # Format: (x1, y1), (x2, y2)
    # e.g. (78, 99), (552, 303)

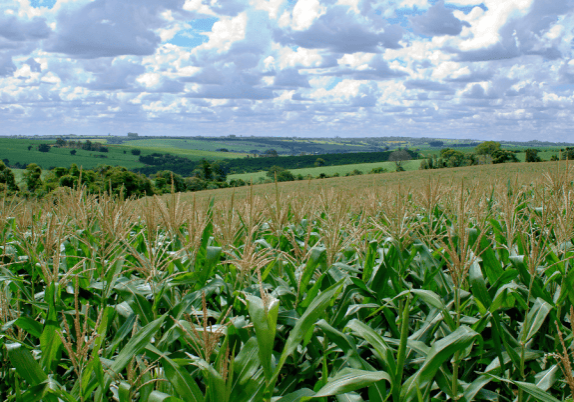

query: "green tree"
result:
(440, 148), (465, 167)
(266, 166), (294, 182)
(263, 149), (278, 157)
(70, 149), (77, 155)
(525, 148), (541, 162)
(0, 161), (19, 193)
(154, 170), (186, 194)
(475, 141), (501, 155)
(38, 143), (51, 153)
(211, 161), (227, 182)
(103, 167), (154, 198)
(389, 149), (411, 170)
(561, 147), (574, 160)
(23, 163), (43, 192)
(491, 149), (518, 164)
(199, 159), (212, 181)
(314, 158), (326, 167)
(185, 177), (207, 191)
(131, 149), (141, 156)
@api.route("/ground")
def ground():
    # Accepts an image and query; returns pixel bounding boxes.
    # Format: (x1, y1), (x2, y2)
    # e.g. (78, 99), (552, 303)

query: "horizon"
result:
(1, 0), (573, 141)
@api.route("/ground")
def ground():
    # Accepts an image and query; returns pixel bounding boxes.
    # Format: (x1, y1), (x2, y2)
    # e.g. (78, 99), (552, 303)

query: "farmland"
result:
(1, 160), (574, 401)
(227, 160), (421, 182)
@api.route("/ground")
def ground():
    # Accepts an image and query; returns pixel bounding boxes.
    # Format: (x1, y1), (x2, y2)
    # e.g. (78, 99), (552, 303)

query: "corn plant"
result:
(0, 164), (574, 401)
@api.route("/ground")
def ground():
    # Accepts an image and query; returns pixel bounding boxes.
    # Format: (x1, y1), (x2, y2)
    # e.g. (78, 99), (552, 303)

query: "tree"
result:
(70, 150), (77, 156)
(154, 170), (186, 194)
(525, 149), (541, 162)
(56, 138), (66, 147)
(429, 141), (444, 147)
(315, 158), (326, 167)
(27, 145), (33, 151)
(0, 161), (18, 193)
(266, 166), (294, 182)
(23, 163), (42, 192)
(131, 149), (141, 156)
(491, 149), (518, 164)
(263, 149), (278, 157)
(475, 141), (501, 155)
(199, 159), (212, 180)
(38, 143), (51, 153)
(389, 149), (411, 170)
(561, 147), (574, 160)
(211, 162), (227, 182)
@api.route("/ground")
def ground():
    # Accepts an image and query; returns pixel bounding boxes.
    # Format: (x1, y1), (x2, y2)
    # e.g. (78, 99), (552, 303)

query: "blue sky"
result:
(1, 0), (574, 141)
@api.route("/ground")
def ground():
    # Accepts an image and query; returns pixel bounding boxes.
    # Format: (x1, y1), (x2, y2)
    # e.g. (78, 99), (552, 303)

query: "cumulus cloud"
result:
(45, 0), (184, 59)
(25, 58), (42, 73)
(410, 1), (471, 37)
(273, 68), (310, 87)
(0, 15), (51, 42)
(276, 7), (403, 54)
(0, 0), (573, 140)
(83, 60), (145, 91)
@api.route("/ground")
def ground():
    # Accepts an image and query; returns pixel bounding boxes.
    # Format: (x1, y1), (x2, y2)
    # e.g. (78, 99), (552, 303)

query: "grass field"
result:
(227, 159), (421, 182)
(2, 160), (574, 400)
(0, 138), (243, 170)
(122, 141), (248, 160)
(0, 138), (150, 170)
(124, 137), (380, 155)
(125, 138), (290, 154)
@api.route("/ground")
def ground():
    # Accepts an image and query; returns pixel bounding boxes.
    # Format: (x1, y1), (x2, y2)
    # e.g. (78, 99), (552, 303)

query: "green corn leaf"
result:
(246, 294), (280, 382)
(270, 280), (344, 391)
(39, 304), (61, 373)
(468, 260), (491, 310)
(486, 374), (561, 402)
(522, 298), (552, 343)
(314, 368), (391, 398)
(98, 314), (166, 398)
(148, 391), (186, 402)
(346, 319), (396, 375)
(300, 247), (327, 298)
(6, 343), (48, 386)
(161, 354), (205, 402)
(276, 388), (315, 402)
(231, 337), (263, 393)
(13, 316), (42, 338)
(401, 326), (479, 400)
(535, 365), (559, 391)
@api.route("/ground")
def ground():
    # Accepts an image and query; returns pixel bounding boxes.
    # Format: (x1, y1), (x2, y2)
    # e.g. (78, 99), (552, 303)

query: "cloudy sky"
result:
(1, 0), (574, 141)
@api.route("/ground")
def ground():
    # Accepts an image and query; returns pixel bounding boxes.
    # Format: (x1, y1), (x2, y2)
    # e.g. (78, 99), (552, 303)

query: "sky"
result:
(1, 0), (574, 141)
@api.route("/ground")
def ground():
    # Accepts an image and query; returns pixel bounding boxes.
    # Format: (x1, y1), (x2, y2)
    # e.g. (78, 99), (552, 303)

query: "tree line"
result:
(0, 159), (230, 198)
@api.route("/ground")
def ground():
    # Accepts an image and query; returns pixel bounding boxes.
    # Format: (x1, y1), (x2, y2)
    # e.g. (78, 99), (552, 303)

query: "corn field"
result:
(1, 163), (574, 401)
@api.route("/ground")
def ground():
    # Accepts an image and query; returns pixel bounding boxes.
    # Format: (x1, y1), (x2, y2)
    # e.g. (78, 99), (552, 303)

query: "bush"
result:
(38, 144), (51, 153)
(131, 149), (141, 156)
(525, 148), (541, 163)
(0, 161), (18, 193)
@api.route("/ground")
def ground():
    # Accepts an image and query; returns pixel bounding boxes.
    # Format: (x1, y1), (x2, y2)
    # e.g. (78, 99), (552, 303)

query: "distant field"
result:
(0, 138), (150, 170)
(124, 137), (379, 155)
(123, 140), (248, 160)
(227, 159), (421, 182)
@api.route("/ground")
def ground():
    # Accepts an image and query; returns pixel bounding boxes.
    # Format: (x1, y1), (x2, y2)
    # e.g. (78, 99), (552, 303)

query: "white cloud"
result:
(0, 0), (572, 140)
(194, 12), (247, 53)
(292, 0), (325, 31)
